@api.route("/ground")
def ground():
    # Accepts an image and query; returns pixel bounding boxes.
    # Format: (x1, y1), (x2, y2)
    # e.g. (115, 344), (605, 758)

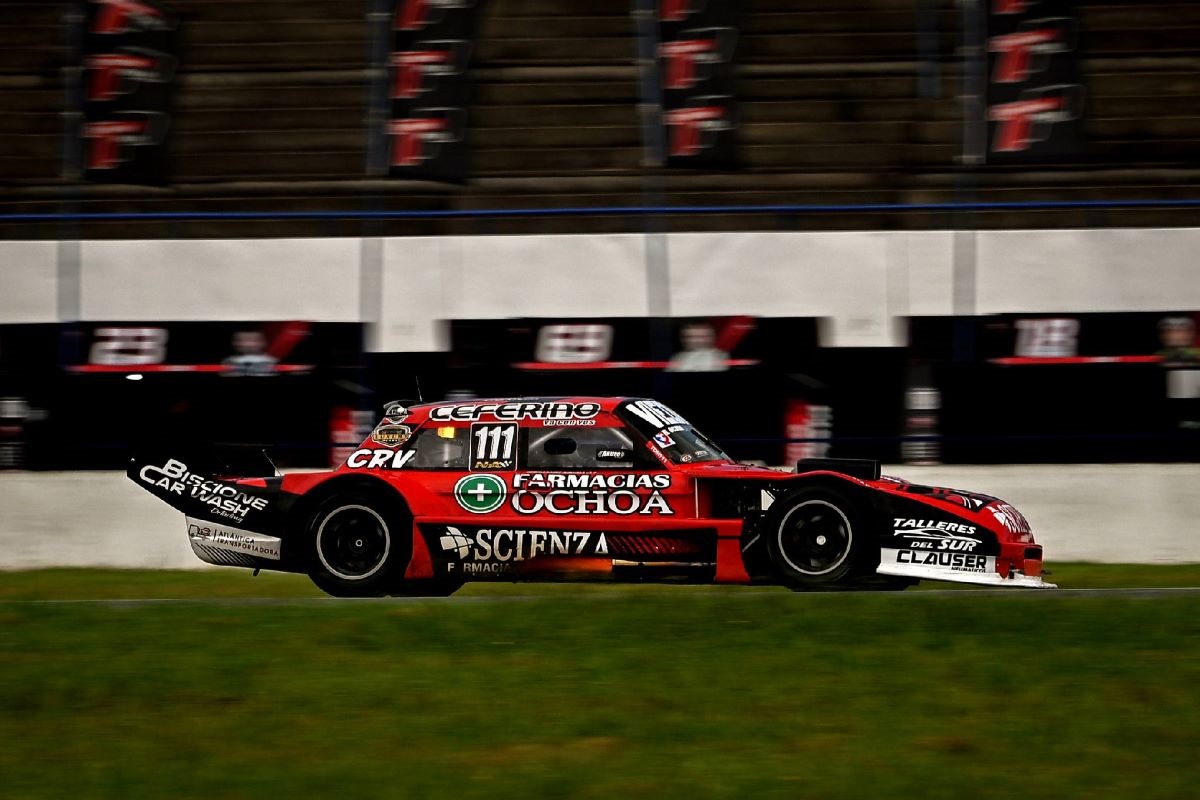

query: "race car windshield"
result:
(618, 399), (729, 465)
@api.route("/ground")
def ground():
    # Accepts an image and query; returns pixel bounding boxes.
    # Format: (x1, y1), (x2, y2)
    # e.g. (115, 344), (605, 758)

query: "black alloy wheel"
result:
(766, 487), (867, 588)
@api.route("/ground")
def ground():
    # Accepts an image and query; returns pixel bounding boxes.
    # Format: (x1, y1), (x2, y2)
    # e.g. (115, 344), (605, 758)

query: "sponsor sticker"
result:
(892, 518), (985, 553)
(346, 448), (417, 470)
(139, 459), (270, 523)
(372, 424), (413, 447)
(187, 519), (281, 560)
(653, 431), (675, 448)
(435, 524), (610, 575)
(510, 489), (672, 516)
(429, 401), (600, 423)
(506, 473), (674, 516)
(887, 548), (993, 574)
(987, 502), (1032, 536)
(645, 441), (672, 467)
(382, 402), (409, 422)
(514, 473), (669, 490)
(625, 399), (689, 429)
(454, 474), (507, 514)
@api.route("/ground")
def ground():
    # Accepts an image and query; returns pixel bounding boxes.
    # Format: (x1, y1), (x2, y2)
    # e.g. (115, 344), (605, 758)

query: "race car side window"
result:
(404, 426), (470, 470)
(525, 426), (650, 470)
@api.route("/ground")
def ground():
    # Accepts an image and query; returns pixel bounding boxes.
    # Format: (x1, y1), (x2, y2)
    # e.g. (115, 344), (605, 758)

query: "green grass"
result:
(1, 562), (1197, 601)
(0, 568), (1198, 799)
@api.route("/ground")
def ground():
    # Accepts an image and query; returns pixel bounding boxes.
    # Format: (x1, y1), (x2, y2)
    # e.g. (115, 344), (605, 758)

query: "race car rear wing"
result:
(128, 447), (282, 535)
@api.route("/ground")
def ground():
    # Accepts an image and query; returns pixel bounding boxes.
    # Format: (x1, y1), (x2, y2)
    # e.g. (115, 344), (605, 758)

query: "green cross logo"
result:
(454, 474), (506, 514)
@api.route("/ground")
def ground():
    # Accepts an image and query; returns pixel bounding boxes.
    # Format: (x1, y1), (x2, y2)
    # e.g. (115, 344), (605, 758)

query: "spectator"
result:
(222, 330), (277, 376)
(666, 322), (728, 373)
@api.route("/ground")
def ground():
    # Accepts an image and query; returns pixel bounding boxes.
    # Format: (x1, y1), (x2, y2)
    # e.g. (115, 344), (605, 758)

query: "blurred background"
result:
(3, 7), (1200, 797)
(2, 0), (1199, 471)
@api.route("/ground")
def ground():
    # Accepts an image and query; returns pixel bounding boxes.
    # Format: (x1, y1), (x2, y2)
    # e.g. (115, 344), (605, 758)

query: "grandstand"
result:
(2, 0), (1199, 238)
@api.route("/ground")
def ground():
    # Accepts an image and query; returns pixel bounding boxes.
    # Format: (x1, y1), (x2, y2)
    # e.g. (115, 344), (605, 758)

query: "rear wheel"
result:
(766, 487), (872, 589)
(306, 491), (408, 598)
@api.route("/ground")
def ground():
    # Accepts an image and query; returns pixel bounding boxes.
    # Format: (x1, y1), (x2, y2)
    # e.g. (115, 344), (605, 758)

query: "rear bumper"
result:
(185, 516), (283, 568)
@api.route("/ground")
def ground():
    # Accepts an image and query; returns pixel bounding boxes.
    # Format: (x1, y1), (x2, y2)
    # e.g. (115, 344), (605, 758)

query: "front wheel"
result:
(307, 491), (409, 597)
(766, 487), (872, 589)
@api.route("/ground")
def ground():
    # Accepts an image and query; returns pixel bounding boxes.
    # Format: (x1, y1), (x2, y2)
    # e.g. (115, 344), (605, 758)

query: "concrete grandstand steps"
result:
(1082, 3), (1200, 29)
(740, 33), (922, 63)
(1088, 94), (1200, 119)
(475, 37), (631, 66)
(911, 166), (1200, 190)
(1084, 29), (1200, 56)
(185, 20), (365, 46)
(474, 126), (640, 149)
(0, 112), (57, 137)
(477, 9), (953, 39)
(747, 0), (939, 11)
(474, 80), (637, 106)
(479, 16), (631, 39)
(491, 0), (627, 14)
(0, 3), (57, 75)
(1088, 117), (1200, 139)
(737, 75), (918, 101)
(180, 41), (365, 71)
(0, 155), (58, 184)
(2, 0), (1198, 236)
(0, 132), (56, 162)
(741, 10), (953, 35)
(174, 84), (364, 111)
(0, 43), (61, 76)
(172, 152), (364, 181)
(738, 143), (956, 170)
(1084, 139), (1200, 164)
(473, 104), (633, 127)
(169, 1), (366, 23)
(740, 120), (957, 146)
(740, 99), (958, 123)
(472, 147), (641, 175)
(153, 2), (364, 70)
(3, 25), (60, 48)
(1, 2), (62, 26)
(172, 130), (362, 153)
(174, 108), (364, 134)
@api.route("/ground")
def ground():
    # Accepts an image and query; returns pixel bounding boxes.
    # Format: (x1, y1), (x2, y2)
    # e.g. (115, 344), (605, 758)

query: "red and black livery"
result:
(129, 397), (1054, 596)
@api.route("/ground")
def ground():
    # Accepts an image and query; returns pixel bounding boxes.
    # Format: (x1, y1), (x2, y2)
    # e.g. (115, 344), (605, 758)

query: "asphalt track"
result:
(3, 587), (1198, 606)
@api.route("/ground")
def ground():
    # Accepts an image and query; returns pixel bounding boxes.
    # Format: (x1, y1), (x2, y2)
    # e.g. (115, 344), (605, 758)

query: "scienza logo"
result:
(439, 526), (474, 558)
(454, 474), (506, 513)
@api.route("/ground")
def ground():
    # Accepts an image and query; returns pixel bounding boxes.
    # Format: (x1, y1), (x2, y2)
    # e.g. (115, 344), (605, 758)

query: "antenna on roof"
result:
(414, 375), (424, 404)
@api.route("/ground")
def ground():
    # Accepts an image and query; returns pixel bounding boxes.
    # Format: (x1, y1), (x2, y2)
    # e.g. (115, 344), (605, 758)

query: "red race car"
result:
(130, 397), (1055, 595)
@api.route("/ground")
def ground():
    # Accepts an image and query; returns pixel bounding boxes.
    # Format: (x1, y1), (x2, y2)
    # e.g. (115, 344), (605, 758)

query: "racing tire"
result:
(305, 489), (410, 598)
(765, 486), (872, 590)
